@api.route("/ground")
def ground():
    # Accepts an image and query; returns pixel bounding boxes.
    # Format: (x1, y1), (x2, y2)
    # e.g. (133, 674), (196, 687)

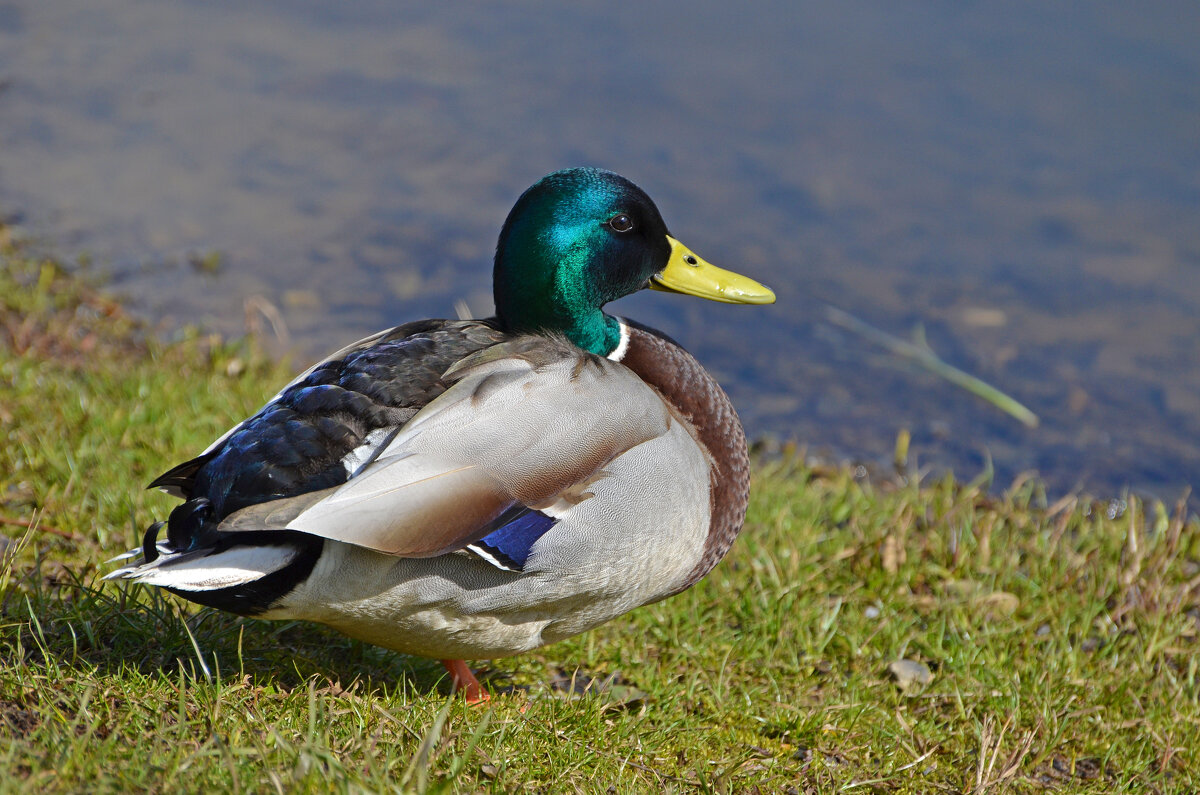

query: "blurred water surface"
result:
(1, 0), (1198, 496)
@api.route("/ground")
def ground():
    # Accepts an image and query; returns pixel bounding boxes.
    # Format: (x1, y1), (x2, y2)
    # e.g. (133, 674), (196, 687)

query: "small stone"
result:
(1069, 386), (1089, 414)
(888, 659), (933, 690)
(961, 307), (1007, 328)
(864, 605), (881, 619)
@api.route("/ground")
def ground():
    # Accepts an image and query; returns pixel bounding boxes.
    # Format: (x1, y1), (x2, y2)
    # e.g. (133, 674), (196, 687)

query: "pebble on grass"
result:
(888, 659), (933, 690)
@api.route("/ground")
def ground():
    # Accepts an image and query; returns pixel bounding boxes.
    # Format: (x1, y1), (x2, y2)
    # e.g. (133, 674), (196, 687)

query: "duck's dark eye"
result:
(607, 213), (634, 233)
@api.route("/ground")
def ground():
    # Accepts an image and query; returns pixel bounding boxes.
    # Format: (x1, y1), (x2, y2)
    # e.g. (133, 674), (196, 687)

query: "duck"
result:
(106, 167), (775, 702)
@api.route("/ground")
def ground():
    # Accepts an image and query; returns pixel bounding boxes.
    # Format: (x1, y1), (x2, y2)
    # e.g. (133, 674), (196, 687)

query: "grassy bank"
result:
(1, 236), (1198, 793)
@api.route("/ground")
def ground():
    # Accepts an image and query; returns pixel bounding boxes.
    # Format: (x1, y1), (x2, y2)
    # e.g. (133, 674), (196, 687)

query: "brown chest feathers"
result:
(618, 320), (750, 594)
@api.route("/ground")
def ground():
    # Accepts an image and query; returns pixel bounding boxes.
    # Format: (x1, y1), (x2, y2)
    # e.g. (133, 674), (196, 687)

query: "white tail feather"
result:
(113, 545), (300, 592)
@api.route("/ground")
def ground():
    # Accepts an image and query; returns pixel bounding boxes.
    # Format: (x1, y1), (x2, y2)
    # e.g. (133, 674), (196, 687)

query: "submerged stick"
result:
(825, 305), (1039, 428)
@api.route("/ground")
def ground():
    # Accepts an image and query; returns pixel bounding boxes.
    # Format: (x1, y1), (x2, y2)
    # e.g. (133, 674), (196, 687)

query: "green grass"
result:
(1, 236), (1198, 792)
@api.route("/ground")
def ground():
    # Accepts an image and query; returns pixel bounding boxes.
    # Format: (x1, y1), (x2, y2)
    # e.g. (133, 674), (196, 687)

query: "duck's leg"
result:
(440, 659), (490, 703)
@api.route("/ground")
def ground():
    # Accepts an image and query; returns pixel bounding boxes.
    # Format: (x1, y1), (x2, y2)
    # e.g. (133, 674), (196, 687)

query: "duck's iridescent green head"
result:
(494, 168), (775, 356)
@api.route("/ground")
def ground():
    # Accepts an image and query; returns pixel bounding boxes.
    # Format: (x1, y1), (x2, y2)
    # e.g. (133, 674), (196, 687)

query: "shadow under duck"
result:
(107, 168), (775, 701)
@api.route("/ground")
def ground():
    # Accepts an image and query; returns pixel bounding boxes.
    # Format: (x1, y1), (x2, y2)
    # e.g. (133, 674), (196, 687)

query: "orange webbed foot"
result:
(440, 659), (490, 704)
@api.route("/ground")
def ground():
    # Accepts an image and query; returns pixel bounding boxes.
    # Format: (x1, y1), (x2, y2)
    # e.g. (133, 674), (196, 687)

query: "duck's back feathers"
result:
(228, 336), (673, 557)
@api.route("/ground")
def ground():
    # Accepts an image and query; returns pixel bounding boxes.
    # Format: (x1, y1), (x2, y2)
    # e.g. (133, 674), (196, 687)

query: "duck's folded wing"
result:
(148, 319), (505, 500)
(216, 339), (674, 557)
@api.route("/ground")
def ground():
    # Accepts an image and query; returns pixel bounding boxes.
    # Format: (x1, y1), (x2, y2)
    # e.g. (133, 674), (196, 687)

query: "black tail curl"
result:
(141, 521), (165, 562)
(141, 497), (217, 563)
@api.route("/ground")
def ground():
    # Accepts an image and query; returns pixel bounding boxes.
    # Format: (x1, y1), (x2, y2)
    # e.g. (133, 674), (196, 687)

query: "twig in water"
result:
(825, 305), (1039, 428)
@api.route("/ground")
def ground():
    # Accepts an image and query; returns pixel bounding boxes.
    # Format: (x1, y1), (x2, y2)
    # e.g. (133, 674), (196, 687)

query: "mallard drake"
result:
(107, 168), (775, 701)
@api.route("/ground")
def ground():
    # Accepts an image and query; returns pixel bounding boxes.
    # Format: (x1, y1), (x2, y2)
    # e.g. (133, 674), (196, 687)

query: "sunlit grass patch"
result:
(1, 232), (1197, 792)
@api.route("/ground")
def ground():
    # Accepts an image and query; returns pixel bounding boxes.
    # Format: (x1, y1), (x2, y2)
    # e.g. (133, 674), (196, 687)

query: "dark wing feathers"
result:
(148, 457), (208, 497)
(153, 319), (506, 536)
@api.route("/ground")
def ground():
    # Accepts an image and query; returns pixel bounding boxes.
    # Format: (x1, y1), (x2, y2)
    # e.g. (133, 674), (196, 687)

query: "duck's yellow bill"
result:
(650, 236), (776, 305)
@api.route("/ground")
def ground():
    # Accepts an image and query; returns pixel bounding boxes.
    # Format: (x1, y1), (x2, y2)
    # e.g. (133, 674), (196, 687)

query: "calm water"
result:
(1, 1), (1198, 497)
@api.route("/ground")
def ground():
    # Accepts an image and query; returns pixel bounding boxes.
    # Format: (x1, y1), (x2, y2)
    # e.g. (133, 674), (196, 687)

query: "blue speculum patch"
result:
(475, 511), (558, 570)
